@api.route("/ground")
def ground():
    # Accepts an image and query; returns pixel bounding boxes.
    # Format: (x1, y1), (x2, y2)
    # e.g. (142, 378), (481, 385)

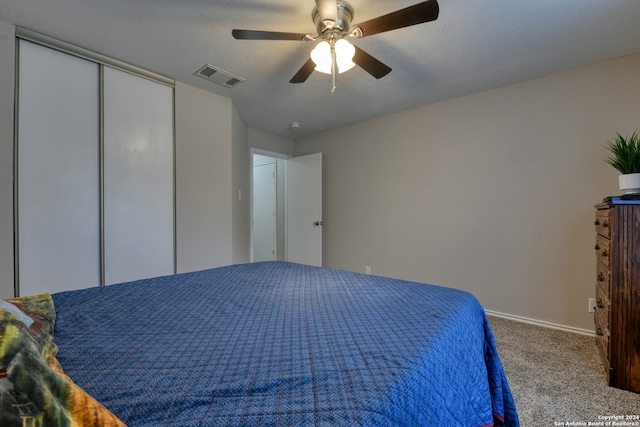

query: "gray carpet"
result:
(488, 315), (640, 426)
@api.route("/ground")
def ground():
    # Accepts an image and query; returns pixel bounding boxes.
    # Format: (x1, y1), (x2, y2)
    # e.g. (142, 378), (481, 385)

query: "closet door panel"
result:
(103, 67), (174, 285)
(18, 40), (100, 295)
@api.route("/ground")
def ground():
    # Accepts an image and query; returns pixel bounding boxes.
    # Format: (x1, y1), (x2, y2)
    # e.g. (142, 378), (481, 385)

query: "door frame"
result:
(249, 148), (291, 263)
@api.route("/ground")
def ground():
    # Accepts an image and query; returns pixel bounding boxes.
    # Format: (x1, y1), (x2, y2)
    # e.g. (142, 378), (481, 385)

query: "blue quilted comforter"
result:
(52, 262), (519, 426)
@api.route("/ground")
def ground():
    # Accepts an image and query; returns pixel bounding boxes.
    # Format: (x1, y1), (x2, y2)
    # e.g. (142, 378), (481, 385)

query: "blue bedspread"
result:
(52, 262), (519, 426)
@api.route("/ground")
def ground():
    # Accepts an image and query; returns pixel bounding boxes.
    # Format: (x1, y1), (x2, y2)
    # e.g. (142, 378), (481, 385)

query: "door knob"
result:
(314, 221), (323, 226)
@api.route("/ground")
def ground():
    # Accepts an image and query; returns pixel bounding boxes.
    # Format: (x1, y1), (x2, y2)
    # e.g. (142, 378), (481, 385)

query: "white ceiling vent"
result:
(194, 64), (245, 88)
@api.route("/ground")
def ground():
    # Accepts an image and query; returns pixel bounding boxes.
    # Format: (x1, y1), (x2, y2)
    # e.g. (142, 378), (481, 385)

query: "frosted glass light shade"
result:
(335, 39), (355, 73)
(310, 41), (332, 74)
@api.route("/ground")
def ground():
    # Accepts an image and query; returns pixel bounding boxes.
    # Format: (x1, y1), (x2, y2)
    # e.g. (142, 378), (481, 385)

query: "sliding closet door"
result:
(18, 40), (100, 295)
(103, 67), (174, 285)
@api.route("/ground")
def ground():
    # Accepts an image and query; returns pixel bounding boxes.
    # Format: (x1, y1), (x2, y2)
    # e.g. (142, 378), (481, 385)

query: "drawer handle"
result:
(595, 243), (600, 251)
(598, 272), (605, 282)
(597, 298), (605, 309)
(595, 219), (600, 226)
(602, 220), (608, 228)
(597, 327), (603, 336)
(601, 249), (608, 258)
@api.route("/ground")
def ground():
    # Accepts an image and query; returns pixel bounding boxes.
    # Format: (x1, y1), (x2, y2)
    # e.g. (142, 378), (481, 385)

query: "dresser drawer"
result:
(595, 208), (611, 238)
(595, 323), (611, 382)
(595, 282), (610, 329)
(595, 234), (611, 268)
(596, 260), (611, 297)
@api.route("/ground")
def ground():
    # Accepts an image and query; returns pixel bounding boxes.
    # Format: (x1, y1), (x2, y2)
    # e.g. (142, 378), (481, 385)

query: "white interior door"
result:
(287, 153), (322, 266)
(253, 161), (277, 261)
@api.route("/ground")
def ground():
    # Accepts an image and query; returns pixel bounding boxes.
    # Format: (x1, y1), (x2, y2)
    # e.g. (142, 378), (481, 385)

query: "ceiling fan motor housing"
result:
(312, 1), (354, 34)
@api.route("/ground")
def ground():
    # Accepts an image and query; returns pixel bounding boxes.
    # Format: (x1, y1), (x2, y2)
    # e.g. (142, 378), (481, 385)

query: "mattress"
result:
(50, 261), (519, 426)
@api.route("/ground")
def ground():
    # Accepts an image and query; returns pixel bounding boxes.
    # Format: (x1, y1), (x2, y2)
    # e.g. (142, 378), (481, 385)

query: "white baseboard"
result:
(486, 310), (595, 337)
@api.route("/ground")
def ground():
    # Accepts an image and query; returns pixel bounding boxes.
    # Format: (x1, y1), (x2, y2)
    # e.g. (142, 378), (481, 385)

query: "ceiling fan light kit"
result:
(232, 0), (439, 91)
(310, 39), (355, 74)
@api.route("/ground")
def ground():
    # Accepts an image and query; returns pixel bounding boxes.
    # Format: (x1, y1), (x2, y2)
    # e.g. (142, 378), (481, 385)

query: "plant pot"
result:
(619, 173), (640, 194)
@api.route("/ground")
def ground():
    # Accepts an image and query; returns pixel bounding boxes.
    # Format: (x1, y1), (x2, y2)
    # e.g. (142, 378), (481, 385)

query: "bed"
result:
(0, 261), (519, 426)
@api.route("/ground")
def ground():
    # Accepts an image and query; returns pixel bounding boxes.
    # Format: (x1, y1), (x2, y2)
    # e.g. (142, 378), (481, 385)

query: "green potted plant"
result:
(604, 131), (640, 194)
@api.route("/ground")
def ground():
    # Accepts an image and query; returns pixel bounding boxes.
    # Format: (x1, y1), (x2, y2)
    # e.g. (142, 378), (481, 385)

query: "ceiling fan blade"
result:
(352, 45), (392, 79)
(290, 58), (316, 83)
(353, 0), (439, 37)
(315, 0), (338, 25)
(232, 29), (307, 41)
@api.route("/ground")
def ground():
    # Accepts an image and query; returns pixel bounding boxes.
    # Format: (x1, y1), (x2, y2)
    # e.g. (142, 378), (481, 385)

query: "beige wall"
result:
(0, 21), (15, 298)
(175, 81), (240, 272)
(294, 53), (640, 332)
(248, 127), (294, 156)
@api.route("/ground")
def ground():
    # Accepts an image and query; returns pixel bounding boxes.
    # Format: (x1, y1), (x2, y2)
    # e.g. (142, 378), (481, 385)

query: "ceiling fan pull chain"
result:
(331, 42), (337, 93)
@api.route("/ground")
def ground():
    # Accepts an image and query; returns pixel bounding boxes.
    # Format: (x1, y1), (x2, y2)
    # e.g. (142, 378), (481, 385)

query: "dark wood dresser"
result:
(594, 200), (640, 393)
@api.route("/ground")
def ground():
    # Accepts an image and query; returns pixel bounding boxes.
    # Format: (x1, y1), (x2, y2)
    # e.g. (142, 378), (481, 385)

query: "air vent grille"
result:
(199, 67), (216, 78)
(194, 64), (245, 88)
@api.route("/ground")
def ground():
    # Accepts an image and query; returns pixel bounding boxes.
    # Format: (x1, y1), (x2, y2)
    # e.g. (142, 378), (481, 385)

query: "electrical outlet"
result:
(588, 298), (596, 313)
(365, 266), (371, 275)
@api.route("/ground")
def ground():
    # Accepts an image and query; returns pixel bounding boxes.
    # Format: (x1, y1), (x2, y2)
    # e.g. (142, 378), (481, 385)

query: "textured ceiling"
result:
(2, 0), (640, 138)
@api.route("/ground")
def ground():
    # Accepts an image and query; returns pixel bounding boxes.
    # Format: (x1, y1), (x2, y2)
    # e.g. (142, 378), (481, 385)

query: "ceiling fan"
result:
(232, 0), (439, 92)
